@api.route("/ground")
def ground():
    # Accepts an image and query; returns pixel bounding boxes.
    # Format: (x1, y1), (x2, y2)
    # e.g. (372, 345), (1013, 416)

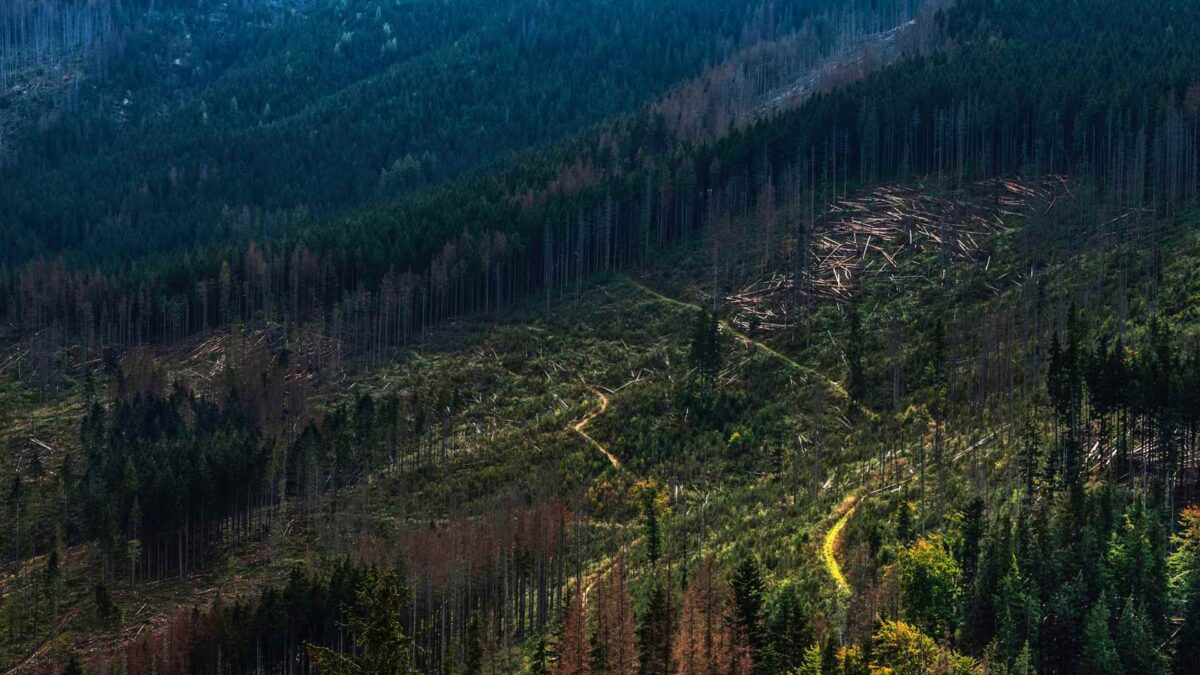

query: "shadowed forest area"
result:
(4, 0), (1200, 673)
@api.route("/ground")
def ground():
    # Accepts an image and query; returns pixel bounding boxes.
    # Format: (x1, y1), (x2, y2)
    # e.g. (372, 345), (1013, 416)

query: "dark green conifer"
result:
(1081, 595), (1121, 674)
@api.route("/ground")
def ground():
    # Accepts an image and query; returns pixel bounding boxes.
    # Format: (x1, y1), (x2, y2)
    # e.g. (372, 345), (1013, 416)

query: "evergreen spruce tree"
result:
(992, 555), (1040, 666)
(896, 501), (914, 544)
(1116, 600), (1162, 675)
(644, 495), (661, 567)
(1174, 567), (1200, 674)
(60, 654), (84, 675)
(464, 610), (483, 675)
(308, 567), (418, 674)
(960, 498), (985, 588)
(764, 581), (812, 673)
(731, 556), (765, 668)
(530, 632), (553, 675)
(1081, 595), (1121, 674)
(1010, 641), (1035, 675)
(637, 579), (671, 675)
(846, 303), (867, 404)
(795, 643), (823, 675)
(689, 309), (722, 400)
(689, 308), (709, 379)
(93, 579), (120, 629)
(1047, 332), (1070, 425)
(1018, 418), (1041, 497)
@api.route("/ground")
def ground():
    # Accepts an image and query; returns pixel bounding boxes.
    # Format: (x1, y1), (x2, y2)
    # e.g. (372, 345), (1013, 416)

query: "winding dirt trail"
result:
(569, 384), (629, 604)
(619, 274), (850, 400)
(822, 495), (858, 595)
(621, 274), (869, 596)
(574, 386), (620, 469)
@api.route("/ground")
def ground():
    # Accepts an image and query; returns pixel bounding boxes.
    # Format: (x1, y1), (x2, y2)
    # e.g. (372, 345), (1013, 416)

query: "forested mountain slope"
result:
(3, 0), (1200, 673)
(0, 0), (917, 265)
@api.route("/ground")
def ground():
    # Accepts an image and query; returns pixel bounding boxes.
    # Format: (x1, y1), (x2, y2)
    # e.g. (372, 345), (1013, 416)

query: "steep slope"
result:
(0, 0), (922, 266)
(4, 0), (1200, 672)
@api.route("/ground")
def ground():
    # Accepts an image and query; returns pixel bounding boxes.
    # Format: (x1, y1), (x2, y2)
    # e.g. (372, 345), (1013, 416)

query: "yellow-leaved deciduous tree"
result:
(870, 621), (979, 675)
(894, 535), (961, 638)
(791, 642), (869, 674)
(1168, 506), (1200, 602)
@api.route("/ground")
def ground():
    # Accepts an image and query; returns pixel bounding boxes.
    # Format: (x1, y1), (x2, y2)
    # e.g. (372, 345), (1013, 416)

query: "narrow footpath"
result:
(574, 386), (620, 469)
(823, 496), (858, 595)
(620, 274), (850, 400)
(620, 273), (869, 599)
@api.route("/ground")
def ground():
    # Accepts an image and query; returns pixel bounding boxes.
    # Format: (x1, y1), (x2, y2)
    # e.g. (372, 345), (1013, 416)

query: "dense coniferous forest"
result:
(0, 0), (912, 264)
(4, 0), (1200, 673)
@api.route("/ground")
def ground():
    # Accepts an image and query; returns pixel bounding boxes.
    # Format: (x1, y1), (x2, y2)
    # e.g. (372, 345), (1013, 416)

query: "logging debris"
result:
(725, 176), (1072, 333)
